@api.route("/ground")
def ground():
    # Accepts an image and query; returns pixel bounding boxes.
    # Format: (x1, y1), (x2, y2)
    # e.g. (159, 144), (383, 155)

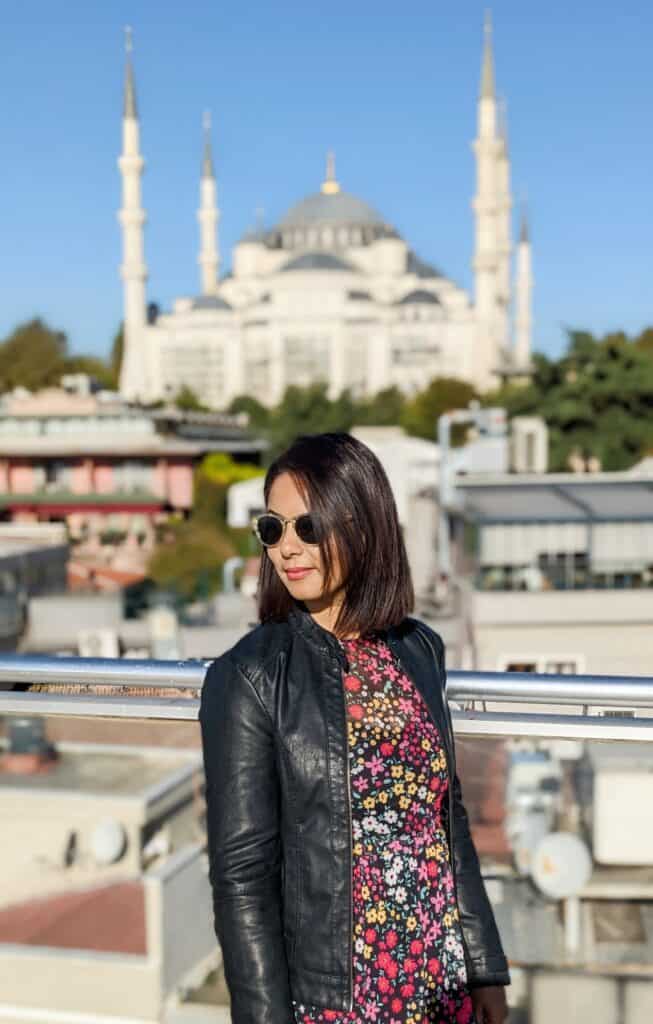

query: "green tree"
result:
(110, 323), (124, 385)
(62, 354), (116, 390)
(268, 383), (356, 458)
(353, 386), (405, 426)
(174, 385), (209, 412)
(227, 394), (271, 431)
(492, 330), (653, 470)
(194, 452), (263, 525)
(0, 318), (68, 391)
(635, 326), (653, 356)
(148, 521), (237, 601)
(400, 377), (478, 442)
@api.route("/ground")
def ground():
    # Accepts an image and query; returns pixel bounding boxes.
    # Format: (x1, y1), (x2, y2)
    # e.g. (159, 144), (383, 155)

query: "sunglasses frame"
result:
(251, 511), (319, 548)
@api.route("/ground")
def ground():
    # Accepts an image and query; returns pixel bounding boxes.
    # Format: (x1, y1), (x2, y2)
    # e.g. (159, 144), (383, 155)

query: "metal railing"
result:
(1, 655), (653, 742)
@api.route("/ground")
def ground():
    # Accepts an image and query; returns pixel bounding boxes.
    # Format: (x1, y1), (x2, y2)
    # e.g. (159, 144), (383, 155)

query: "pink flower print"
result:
(398, 697), (413, 715)
(380, 741), (394, 757)
(391, 998), (403, 1015)
(364, 1001), (379, 1021)
(344, 674), (361, 692)
(353, 776), (369, 792)
(425, 919), (442, 943)
(385, 929), (399, 949)
(366, 754), (384, 777)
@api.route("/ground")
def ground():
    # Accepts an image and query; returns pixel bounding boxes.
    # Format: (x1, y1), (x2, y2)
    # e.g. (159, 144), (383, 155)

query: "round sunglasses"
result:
(252, 511), (320, 548)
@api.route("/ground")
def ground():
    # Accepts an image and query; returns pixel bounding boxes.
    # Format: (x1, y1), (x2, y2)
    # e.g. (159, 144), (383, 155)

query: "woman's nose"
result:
(279, 521), (303, 556)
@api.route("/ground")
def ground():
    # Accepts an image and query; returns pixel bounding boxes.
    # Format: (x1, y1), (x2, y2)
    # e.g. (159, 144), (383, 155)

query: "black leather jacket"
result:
(199, 605), (510, 1024)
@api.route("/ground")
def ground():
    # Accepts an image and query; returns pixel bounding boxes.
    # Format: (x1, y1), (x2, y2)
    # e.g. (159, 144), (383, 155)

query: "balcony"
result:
(1, 658), (652, 1023)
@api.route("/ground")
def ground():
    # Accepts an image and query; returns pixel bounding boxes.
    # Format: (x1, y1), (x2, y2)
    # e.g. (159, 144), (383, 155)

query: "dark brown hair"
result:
(258, 432), (414, 636)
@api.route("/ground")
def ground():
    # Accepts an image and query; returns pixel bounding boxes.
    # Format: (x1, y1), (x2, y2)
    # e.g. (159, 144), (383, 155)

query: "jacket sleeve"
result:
(429, 628), (511, 990)
(199, 653), (294, 1024)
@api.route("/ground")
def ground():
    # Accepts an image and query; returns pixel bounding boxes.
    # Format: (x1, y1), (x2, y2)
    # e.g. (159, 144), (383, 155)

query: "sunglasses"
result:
(252, 511), (320, 548)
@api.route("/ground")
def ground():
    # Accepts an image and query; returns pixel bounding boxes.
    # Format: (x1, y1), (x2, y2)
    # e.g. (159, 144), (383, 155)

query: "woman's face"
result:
(265, 472), (346, 619)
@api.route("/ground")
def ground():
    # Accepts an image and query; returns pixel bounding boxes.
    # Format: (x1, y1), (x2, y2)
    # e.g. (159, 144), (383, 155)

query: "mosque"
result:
(118, 17), (533, 410)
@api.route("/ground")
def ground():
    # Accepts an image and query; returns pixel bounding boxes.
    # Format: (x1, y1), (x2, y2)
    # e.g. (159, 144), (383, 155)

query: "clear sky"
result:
(2, 0), (651, 361)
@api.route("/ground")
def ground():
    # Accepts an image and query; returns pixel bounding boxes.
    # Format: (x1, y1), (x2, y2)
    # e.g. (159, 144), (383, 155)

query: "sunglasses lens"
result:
(256, 515), (283, 546)
(295, 514), (319, 545)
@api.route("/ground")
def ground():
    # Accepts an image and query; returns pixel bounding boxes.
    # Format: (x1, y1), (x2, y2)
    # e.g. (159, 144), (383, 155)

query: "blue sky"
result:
(2, 0), (651, 361)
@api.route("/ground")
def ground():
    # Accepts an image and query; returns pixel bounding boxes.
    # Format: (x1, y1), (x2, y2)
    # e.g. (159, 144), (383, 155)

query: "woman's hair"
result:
(258, 432), (414, 636)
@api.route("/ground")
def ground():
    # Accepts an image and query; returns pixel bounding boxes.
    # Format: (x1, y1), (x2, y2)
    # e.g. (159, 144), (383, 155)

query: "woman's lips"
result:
(285, 568), (314, 580)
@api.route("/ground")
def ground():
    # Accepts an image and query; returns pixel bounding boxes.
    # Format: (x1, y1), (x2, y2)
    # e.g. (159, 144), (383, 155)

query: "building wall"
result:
(472, 590), (653, 676)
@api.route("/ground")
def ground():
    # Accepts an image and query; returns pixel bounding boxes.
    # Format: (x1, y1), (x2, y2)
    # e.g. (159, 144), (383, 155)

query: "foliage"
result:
(353, 386), (406, 426)
(63, 354), (117, 390)
(194, 453), (263, 525)
(486, 328), (653, 470)
(0, 319), (69, 391)
(174, 384), (209, 412)
(399, 377), (478, 442)
(147, 520), (237, 601)
(227, 394), (271, 431)
(110, 324), (124, 384)
(267, 383), (356, 459)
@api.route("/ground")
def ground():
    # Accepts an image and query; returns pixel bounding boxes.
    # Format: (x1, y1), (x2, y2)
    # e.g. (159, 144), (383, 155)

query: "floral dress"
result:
(292, 634), (475, 1024)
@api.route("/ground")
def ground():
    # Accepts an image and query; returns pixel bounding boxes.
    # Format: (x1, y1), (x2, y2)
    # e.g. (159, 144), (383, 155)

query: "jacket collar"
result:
(287, 603), (403, 665)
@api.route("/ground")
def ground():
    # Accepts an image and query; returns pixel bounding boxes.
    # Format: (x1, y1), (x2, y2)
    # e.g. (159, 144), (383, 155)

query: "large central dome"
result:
(279, 189), (384, 229)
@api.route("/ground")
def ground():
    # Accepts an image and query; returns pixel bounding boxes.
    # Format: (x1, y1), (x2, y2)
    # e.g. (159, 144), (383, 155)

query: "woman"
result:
(199, 433), (510, 1024)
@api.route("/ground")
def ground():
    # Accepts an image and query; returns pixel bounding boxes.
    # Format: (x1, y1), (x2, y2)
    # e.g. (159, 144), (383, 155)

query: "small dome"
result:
(191, 295), (232, 311)
(280, 251), (356, 273)
(396, 289), (441, 306)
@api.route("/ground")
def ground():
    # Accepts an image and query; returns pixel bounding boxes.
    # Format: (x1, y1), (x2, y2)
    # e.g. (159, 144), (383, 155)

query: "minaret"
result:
(118, 27), (149, 400)
(514, 205), (533, 370)
(496, 96), (513, 357)
(197, 110), (220, 295)
(472, 11), (502, 390)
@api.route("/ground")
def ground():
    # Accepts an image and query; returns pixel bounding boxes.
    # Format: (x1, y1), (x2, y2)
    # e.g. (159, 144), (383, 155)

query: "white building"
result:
(118, 16), (533, 409)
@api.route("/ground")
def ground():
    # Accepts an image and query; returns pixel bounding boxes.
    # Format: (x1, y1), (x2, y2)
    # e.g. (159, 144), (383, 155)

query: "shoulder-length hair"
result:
(257, 432), (414, 637)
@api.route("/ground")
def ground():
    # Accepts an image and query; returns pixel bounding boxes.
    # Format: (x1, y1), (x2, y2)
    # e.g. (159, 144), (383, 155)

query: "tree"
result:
(194, 452), (263, 525)
(63, 354), (116, 391)
(353, 386), (405, 426)
(492, 329), (653, 471)
(267, 383), (356, 458)
(400, 378), (478, 442)
(635, 326), (653, 356)
(148, 521), (237, 600)
(227, 394), (271, 431)
(174, 385), (209, 412)
(0, 318), (69, 391)
(110, 323), (124, 385)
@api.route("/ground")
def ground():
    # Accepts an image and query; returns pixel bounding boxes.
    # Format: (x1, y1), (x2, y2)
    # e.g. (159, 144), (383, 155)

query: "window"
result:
(499, 655), (584, 675)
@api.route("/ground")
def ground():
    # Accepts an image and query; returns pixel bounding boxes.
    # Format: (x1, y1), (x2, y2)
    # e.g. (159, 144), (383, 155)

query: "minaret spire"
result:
(118, 26), (150, 401)
(514, 200), (533, 370)
(481, 10), (495, 99)
(321, 150), (340, 195)
(197, 109), (220, 294)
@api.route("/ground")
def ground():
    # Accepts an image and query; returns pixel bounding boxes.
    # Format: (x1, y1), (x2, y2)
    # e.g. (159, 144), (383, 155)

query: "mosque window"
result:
(284, 335), (330, 387)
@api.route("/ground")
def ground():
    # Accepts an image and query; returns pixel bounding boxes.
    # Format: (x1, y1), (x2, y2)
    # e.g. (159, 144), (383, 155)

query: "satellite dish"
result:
(531, 831), (592, 899)
(91, 819), (127, 865)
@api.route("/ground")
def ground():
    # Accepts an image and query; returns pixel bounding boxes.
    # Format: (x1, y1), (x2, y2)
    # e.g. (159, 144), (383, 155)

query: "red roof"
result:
(0, 881), (146, 954)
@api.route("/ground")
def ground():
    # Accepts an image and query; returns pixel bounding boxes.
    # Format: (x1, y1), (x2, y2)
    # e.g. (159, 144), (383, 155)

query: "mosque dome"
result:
(279, 190), (385, 230)
(264, 153), (400, 249)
